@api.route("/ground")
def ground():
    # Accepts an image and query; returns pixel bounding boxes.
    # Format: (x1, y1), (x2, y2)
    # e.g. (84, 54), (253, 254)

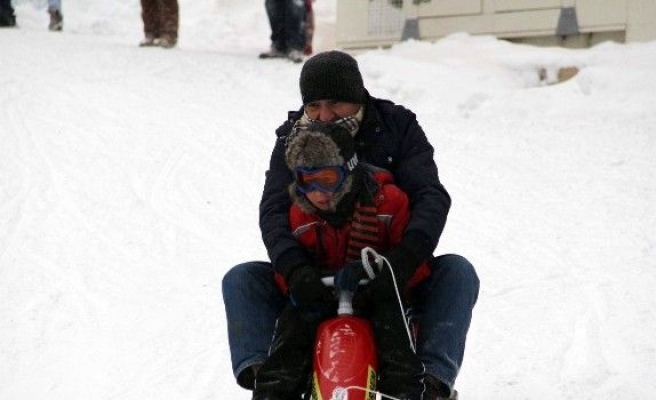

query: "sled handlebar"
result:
(322, 248), (416, 352)
(318, 247), (384, 287)
(320, 248), (386, 315)
(320, 277), (370, 286)
(320, 276), (360, 315)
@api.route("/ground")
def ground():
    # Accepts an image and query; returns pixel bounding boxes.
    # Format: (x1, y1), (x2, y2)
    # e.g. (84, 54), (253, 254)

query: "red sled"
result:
(311, 272), (379, 400)
(310, 248), (415, 400)
(312, 315), (378, 400)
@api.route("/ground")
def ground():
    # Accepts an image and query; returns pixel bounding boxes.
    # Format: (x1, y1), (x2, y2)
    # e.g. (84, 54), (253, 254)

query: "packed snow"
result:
(2, 0), (655, 399)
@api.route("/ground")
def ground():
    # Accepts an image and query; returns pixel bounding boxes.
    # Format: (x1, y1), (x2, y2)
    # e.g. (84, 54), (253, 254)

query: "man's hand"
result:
(287, 265), (334, 307)
(367, 245), (418, 299)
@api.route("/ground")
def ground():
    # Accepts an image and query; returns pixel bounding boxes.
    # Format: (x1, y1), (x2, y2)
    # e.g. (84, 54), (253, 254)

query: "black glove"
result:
(334, 260), (378, 293)
(287, 264), (334, 308)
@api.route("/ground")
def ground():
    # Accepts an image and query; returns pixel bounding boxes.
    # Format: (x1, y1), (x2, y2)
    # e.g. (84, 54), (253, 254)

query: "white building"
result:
(336, 0), (656, 49)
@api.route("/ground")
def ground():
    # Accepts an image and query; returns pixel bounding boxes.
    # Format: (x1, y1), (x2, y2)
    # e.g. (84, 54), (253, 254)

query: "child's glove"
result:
(334, 261), (375, 293)
(287, 264), (333, 308)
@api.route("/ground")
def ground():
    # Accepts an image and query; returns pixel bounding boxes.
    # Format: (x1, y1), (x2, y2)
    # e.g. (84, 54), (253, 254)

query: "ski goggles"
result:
(295, 166), (347, 194)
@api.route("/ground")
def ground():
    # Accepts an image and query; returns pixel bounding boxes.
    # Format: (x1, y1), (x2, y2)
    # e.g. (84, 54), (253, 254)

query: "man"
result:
(253, 121), (426, 400)
(222, 50), (480, 400)
(259, 0), (306, 63)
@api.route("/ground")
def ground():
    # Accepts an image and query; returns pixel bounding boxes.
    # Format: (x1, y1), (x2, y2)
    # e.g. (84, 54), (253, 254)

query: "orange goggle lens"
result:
(295, 166), (346, 193)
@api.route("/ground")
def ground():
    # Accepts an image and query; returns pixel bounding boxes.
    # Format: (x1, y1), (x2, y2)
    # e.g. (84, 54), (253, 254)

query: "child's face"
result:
(305, 190), (339, 211)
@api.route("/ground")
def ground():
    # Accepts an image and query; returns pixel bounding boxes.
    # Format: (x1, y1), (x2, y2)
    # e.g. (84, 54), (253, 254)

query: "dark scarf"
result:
(317, 168), (381, 262)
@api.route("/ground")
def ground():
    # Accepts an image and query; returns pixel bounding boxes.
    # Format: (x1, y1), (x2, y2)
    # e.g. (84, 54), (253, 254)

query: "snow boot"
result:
(287, 49), (304, 64)
(370, 302), (425, 400)
(252, 305), (320, 400)
(154, 35), (176, 48)
(259, 45), (287, 59)
(139, 34), (157, 47)
(0, 3), (16, 27)
(48, 7), (63, 31)
(423, 375), (459, 400)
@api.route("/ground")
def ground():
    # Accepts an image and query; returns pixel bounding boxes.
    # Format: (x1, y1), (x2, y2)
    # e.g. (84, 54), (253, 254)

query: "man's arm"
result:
(387, 105), (452, 260)
(259, 130), (310, 275)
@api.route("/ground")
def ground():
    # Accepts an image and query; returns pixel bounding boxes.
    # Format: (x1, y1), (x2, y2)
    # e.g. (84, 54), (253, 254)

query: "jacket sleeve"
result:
(259, 122), (310, 275)
(383, 105), (451, 259)
(378, 183), (411, 249)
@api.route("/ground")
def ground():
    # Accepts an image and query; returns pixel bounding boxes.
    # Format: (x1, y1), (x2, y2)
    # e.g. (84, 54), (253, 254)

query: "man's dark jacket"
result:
(260, 94), (451, 275)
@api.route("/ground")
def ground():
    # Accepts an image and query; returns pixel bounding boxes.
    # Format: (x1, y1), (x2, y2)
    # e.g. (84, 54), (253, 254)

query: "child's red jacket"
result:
(277, 168), (430, 295)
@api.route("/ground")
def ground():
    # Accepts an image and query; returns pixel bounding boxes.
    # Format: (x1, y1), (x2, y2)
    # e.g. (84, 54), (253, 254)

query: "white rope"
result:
(360, 247), (379, 280)
(360, 247), (416, 353)
(328, 385), (410, 400)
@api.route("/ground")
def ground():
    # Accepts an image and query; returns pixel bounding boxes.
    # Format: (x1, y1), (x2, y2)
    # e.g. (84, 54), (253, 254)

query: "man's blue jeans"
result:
(48, 0), (61, 11)
(221, 254), (479, 390)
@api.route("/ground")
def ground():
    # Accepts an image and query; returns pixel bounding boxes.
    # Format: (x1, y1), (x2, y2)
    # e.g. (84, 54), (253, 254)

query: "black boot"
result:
(370, 302), (425, 399)
(0, 1), (16, 27)
(423, 375), (458, 400)
(252, 305), (321, 400)
(48, 6), (63, 31)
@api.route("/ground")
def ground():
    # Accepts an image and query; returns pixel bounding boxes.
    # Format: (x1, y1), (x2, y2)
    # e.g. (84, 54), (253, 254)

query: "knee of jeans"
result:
(222, 265), (239, 293)
(435, 254), (480, 292)
(222, 262), (256, 293)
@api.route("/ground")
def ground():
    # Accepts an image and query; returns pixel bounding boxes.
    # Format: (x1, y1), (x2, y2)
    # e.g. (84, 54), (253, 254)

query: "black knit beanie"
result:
(299, 51), (367, 105)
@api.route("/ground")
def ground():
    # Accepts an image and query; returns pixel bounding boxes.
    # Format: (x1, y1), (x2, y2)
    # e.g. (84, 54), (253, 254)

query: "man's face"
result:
(304, 100), (360, 122)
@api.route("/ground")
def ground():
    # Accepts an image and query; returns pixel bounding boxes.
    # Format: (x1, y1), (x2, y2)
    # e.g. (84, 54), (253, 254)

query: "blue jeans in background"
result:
(222, 254), (479, 390)
(48, 0), (61, 11)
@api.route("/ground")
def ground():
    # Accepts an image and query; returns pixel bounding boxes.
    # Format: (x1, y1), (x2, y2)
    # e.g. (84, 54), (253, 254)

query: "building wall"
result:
(336, 0), (656, 49)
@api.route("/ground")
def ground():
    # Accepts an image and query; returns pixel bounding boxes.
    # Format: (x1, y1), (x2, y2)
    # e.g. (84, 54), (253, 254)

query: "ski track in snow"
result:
(0, 30), (295, 400)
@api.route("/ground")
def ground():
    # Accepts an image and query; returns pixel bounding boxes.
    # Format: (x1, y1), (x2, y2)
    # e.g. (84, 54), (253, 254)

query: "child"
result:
(252, 121), (429, 400)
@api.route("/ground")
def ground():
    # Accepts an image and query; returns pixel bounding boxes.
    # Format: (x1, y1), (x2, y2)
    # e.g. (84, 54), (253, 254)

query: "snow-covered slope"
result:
(2, 1), (656, 399)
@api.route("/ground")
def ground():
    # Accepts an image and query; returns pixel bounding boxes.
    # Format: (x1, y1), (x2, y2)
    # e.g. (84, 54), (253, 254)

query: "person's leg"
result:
(262, 0), (287, 54)
(303, 0), (314, 55)
(0, 0), (16, 27)
(140, 0), (160, 44)
(371, 300), (425, 399)
(47, 0), (61, 11)
(0, 0), (11, 14)
(414, 254), (479, 395)
(157, 0), (178, 47)
(282, 0), (306, 61)
(47, 0), (63, 31)
(252, 304), (319, 400)
(222, 261), (286, 390)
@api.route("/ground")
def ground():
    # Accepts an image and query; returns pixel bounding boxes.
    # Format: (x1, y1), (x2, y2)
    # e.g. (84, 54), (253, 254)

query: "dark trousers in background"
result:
(264, 0), (306, 53)
(140, 0), (179, 40)
(0, 0), (16, 27)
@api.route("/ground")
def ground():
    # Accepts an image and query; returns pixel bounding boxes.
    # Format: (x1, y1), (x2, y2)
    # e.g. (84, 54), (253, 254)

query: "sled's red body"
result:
(312, 315), (378, 400)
